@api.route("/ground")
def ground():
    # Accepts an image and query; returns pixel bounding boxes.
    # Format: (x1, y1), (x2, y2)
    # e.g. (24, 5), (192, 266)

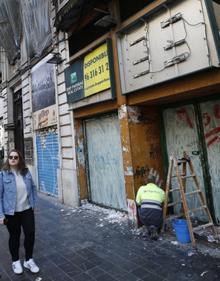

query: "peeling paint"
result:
(38, 127), (57, 149)
(118, 104), (127, 119)
(124, 166), (133, 176)
(127, 199), (137, 225)
(122, 146), (129, 152)
(127, 106), (141, 123)
(76, 140), (85, 166)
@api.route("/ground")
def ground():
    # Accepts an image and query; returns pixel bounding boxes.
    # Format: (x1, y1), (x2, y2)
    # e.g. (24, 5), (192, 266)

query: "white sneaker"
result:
(12, 260), (23, 274)
(23, 258), (40, 273)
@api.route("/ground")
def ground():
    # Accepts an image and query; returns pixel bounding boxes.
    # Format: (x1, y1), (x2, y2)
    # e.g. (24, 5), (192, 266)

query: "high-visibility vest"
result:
(136, 183), (165, 210)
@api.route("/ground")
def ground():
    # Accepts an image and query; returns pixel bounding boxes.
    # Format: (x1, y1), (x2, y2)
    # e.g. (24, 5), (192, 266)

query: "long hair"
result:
(2, 149), (28, 175)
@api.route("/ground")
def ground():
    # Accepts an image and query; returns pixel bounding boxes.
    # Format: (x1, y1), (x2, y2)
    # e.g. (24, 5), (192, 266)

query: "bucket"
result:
(173, 219), (191, 244)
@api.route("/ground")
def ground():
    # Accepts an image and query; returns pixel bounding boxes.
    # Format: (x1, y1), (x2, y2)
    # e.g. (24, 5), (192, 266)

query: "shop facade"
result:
(116, 0), (220, 223)
(1, 0), (219, 225)
(0, 0), (79, 207)
(56, 0), (220, 223)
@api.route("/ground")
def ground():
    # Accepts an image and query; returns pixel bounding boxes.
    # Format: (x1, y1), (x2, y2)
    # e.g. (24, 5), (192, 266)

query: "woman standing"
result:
(0, 149), (39, 274)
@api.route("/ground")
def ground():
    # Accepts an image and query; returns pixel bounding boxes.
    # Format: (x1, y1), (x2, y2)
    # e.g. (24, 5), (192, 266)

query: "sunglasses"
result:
(9, 155), (19, 160)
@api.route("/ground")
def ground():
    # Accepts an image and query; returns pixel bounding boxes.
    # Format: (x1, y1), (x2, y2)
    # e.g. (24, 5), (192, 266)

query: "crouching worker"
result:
(136, 174), (165, 240)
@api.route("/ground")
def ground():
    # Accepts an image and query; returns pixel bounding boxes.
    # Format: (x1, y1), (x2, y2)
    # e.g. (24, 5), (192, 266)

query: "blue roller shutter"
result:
(36, 128), (59, 196)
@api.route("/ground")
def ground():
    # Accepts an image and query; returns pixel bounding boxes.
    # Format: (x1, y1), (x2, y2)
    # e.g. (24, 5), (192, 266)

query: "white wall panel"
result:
(59, 114), (70, 126)
(58, 92), (67, 105)
(62, 147), (74, 158)
(117, 0), (220, 94)
(61, 136), (73, 147)
(60, 124), (72, 136)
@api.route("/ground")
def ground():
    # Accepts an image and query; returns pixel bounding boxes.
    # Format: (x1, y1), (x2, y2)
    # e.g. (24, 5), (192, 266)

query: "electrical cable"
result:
(182, 17), (205, 27)
(140, 18), (151, 72)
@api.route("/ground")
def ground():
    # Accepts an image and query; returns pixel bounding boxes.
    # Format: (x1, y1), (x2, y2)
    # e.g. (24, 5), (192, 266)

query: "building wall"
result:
(128, 106), (164, 192)
(0, 97), (4, 166)
(51, 6), (79, 207)
(0, 0), (79, 209)
(2, 87), (13, 154)
(1, 0), (220, 223)
(61, 0), (220, 224)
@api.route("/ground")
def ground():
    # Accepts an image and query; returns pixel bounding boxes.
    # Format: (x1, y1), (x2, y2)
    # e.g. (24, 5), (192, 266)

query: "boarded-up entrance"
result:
(85, 114), (127, 211)
(200, 100), (220, 224)
(163, 105), (207, 221)
(163, 100), (220, 223)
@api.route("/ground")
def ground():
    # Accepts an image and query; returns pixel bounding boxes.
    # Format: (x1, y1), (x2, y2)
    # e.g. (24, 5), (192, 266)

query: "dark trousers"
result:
(5, 208), (35, 262)
(138, 207), (163, 230)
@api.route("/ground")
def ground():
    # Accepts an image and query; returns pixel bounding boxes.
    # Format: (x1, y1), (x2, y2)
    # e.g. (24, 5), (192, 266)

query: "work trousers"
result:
(138, 207), (163, 229)
(5, 208), (35, 262)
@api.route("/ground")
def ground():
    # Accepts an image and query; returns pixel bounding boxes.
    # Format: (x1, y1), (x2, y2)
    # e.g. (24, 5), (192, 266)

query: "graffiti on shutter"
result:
(36, 127), (59, 195)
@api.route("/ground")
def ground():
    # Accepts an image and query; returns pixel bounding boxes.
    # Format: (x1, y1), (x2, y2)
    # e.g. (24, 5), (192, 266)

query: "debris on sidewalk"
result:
(194, 225), (220, 243)
(58, 199), (129, 229)
(207, 235), (216, 243)
(200, 271), (208, 277)
(1, 193), (220, 281)
(187, 249), (196, 257)
(171, 241), (179, 246)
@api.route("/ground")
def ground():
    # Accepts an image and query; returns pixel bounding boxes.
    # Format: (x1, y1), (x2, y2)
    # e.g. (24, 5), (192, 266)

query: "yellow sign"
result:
(84, 44), (110, 97)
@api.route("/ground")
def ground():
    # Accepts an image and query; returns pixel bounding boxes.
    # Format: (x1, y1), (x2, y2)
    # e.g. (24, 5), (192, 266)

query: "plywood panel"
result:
(163, 105), (207, 220)
(200, 99), (220, 223)
(85, 114), (127, 210)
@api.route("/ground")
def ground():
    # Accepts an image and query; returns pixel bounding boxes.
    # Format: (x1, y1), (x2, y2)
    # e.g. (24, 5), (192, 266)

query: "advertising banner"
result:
(64, 58), (84, 103)
(33, 104), (57, 130)
(65, 42), (112, 104)
(84, 44), (110, 97)
(32, 60), (55, 112)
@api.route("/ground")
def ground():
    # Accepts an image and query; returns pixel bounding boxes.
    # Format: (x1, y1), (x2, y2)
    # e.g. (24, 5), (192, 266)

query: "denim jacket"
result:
(0, 170), (37, 219)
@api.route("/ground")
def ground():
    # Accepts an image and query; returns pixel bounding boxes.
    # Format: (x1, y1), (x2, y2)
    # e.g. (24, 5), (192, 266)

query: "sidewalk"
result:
(0, 193), (220, 281)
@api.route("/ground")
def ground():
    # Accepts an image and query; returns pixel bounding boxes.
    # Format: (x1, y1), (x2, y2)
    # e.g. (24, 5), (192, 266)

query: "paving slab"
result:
(0, 193), (220, 281)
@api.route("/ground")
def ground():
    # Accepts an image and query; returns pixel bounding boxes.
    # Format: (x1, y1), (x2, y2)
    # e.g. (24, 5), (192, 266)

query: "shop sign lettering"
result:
(64, 42), (112, 103)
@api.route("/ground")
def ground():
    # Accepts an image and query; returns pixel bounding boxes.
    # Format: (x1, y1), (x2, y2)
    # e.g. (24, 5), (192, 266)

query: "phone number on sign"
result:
(84, 63), (109, 80)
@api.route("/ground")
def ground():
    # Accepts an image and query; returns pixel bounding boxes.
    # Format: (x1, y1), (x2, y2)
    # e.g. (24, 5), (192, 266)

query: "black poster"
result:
(64, 59), (84, 103)
(32, 63), (55, 112)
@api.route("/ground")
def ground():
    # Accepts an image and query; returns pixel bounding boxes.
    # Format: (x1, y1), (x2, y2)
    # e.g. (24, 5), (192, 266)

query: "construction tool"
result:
(163, 152), (218, 246)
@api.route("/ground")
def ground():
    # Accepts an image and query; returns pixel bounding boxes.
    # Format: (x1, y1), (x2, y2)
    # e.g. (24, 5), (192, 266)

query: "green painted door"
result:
(200, 100), (220, 224)
(163, 105), (207, 221)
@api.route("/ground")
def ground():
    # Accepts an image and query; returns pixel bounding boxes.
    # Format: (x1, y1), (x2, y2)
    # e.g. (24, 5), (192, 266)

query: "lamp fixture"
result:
(4, 123), (15, 131)
(47, 52), (62, 64)
(94, 14), (117, 28)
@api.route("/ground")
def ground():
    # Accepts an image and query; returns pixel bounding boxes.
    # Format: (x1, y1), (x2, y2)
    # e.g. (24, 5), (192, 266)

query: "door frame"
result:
(83, 112), (118, 205)
(160, 95), (220, 222)
(83, 112), (127, 211)
(13, 90), (24, 156)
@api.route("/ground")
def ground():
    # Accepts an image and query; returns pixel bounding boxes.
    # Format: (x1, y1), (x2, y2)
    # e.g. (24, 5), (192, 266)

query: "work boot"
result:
(149, 225), (159, 240)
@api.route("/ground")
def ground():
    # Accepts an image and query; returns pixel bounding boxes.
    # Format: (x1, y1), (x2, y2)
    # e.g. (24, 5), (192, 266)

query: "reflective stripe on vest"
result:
(141, 199), (162, 210)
